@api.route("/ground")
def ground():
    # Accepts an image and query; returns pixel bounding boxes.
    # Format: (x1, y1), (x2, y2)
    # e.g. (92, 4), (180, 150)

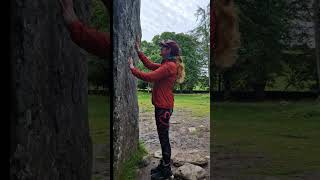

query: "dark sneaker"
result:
(151, 159), (165, 175)
(151, 163), (174, 180)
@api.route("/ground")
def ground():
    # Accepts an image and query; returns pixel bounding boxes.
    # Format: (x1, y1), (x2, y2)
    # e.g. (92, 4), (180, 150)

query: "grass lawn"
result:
(88, 95), (110, 144)
(212, 101), (320, 178)
(138, 91), (210, 117)
(88, 95), (110, 180)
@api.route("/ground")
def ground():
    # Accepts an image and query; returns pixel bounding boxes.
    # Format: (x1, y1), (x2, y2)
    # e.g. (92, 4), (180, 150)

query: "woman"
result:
(128, 38), (185, 180)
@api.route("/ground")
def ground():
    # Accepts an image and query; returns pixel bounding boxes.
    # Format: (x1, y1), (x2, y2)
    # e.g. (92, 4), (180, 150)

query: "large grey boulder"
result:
(113, 0), (141, 176)
(175, 163), (207, 180)
(10, 0), (92, 179)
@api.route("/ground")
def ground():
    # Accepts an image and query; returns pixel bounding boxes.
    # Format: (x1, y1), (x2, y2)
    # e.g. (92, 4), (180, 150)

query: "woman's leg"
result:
(155, 107), (173, 165)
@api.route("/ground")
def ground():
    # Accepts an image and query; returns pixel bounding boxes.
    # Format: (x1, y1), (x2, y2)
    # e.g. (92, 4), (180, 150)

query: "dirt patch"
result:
(137, 108), (210, 179)
(92, 143), (110, 180)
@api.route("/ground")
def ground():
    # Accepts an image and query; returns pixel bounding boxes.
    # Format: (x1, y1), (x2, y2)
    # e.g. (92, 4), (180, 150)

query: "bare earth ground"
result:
(137, 108), (210, 180)
(92, 143), (110, 180)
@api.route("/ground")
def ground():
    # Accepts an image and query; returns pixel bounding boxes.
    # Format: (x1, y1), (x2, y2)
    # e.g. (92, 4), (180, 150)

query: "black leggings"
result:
(155, 107), (173, 165)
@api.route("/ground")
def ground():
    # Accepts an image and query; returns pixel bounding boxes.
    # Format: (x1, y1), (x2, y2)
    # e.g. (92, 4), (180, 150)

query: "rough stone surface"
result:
(138, 155), (151, 168)
(175, 163), (207, 180)
(113, 0), (141, 176)
(10, 0), (92, 179)
(154, 150), (162, 159)
(172, 150), (209, 167)
(188, 127), (197, 133)
(315, 0), (320, 94)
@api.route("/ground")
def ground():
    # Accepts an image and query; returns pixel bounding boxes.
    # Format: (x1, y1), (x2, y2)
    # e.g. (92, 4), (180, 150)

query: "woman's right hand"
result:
(128, 57), (134, 69)
(59, 0), (78, 25)
(135, 35), (141, 52)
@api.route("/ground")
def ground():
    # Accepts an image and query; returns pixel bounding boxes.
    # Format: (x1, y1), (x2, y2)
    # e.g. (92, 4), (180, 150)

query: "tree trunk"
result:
(10, 0), (92, 179)
(113, 0), (141, 177)
(222, 70), (232, 100)
(218, 74), (222, 92)
(252, 81), (267, 100)
(314, 0), (320, 95)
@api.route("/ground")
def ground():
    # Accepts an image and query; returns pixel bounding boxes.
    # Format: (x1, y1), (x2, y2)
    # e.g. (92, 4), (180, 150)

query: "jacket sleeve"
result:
(130, 63), (174, 82)
(137, 51), (161, 70)
(67, 20), (111, 59)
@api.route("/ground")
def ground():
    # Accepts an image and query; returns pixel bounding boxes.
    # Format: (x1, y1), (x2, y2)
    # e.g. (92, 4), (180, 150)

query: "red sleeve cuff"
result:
(67, 20), (82, 32)
(137, 51), (144, 58)
(130, 67), (137, 74)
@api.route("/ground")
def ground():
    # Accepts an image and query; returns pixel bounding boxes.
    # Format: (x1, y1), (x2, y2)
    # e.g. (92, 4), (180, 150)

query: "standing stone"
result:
(10, 0), (92, 179)
(314, 0), (320, 94)
(113, 0), (141, 176)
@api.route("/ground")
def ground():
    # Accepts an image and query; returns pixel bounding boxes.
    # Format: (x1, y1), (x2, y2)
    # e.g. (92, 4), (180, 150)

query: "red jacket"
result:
(131, 52), (177, 109)
(67, 20), (111, 59)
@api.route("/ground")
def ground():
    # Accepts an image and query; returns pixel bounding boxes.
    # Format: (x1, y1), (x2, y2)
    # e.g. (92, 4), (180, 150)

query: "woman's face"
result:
(160, 47), (171, 58)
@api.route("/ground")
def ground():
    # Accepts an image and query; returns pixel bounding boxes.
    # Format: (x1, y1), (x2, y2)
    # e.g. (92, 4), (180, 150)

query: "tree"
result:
(279, 0), (316, 91)
(280, 47), (317, 91)
(191, 4), (210, 89)
(88, 54), (111, 90)
(220, 0), (292, 98)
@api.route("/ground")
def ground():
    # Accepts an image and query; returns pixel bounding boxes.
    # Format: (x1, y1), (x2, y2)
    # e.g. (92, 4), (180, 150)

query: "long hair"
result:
(175, 56), (185, 83)
(212, 0), (240, 68)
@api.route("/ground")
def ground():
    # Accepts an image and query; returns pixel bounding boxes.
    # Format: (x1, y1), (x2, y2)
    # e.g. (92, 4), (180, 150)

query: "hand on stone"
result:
(59, 0), (79, 25)
(128, 57), (134, 69)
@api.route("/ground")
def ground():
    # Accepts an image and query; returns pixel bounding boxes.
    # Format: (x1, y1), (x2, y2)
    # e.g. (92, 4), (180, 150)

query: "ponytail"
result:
(175, 56), (185, 83)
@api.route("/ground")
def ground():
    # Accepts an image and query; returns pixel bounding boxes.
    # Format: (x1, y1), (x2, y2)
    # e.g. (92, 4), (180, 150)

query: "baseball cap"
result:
(159, 40), (181, 56)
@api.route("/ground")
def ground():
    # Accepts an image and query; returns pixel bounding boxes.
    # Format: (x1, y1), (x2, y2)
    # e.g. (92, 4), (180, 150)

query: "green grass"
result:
(211, 101), (320, 177)
(92, 176), (103, 180)
(88, 95), (110, 180)
(88, 95), (110, 144)
(138, 91), (210, 117)
(117, 141), (148, 180)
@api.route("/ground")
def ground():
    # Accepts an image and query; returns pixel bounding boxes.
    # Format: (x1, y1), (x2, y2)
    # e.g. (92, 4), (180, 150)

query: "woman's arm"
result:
(134, 37), (161, 70)
(67, 21), (111, 59)
(137, 51), (161, 71)
(130, 63), (175, 82)
(60, 0), (111, 59)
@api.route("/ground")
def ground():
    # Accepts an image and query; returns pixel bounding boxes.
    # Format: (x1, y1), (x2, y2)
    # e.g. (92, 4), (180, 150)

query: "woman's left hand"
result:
(128, 57), (134, 69)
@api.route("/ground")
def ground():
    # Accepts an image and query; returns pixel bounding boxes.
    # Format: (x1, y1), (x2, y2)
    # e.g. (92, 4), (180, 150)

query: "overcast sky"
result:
(140, 0), (210, 42)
